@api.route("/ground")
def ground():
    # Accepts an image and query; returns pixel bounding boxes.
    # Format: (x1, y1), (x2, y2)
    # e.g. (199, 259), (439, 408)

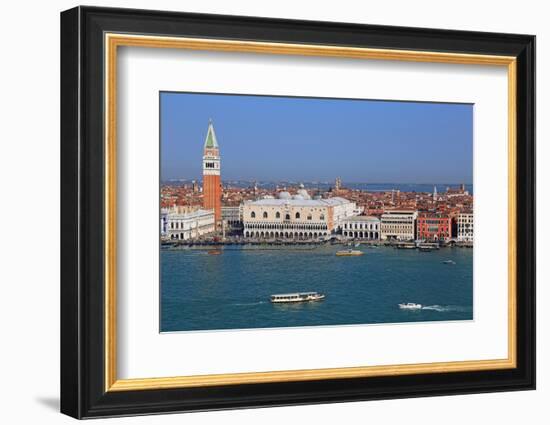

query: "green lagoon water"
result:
(160, 245), (473, 332)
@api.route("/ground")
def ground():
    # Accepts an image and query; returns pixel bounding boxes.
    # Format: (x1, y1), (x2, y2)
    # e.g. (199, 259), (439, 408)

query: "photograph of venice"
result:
(160, 92), (474, 332)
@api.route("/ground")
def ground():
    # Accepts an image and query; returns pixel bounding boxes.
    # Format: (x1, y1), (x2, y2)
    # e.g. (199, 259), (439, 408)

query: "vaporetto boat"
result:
(270, 292), (326, 303)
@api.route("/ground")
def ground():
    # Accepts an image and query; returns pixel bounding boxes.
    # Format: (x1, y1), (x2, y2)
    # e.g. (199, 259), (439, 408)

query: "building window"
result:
(263, 212), (268, 219)
(276, 211), (281, 219)
(320, 214), (325, 220)
(307, 214), (312, 220)
(251, 211), (256, 218)
(295, 212), (300, 219)
(285, 213), (290, 220)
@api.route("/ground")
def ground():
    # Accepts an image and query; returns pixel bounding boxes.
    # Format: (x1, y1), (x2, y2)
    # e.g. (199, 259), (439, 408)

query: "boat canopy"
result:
(271, 292), (319, 297)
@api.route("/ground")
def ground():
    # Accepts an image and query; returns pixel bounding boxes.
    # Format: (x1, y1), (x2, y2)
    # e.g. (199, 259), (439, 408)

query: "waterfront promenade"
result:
(161, 236), (473, 249)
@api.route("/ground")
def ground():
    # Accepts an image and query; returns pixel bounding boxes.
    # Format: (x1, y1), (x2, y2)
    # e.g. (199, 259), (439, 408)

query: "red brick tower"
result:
(202, 119), (221, 224)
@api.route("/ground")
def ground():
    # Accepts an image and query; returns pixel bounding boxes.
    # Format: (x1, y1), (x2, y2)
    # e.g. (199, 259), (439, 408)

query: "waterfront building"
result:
(380, 210), (418, 241)
(160, 207), (169, 235)
(166, 208), (215, 240)
(457, 212), (474, 242)
(242, 190), (358, 239)
(342, 216), (380, 239)
(221, 205), (243, 231)
(332, 197), (362, 230)
(202, 119), (222, 224)
(221, 205), (241, 224)
(416, 213), (452, 241)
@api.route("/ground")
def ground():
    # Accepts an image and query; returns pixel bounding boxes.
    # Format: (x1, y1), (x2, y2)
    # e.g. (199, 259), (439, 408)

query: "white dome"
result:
(292, 194), (304, 200)
(296, 189), (311, 199)
(278, 191), (291, 199)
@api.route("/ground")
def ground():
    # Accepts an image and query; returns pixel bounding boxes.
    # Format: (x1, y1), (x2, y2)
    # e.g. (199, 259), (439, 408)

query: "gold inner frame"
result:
(104, 33), (517, 392)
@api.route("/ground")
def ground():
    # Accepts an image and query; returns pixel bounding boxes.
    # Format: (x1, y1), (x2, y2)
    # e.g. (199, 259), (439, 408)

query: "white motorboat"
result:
(336, 249), (364, 256)
(398, 302), (422, 310)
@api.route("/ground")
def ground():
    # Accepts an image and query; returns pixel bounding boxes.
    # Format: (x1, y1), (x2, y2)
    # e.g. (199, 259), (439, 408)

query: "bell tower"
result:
(202, 119), (222, 224)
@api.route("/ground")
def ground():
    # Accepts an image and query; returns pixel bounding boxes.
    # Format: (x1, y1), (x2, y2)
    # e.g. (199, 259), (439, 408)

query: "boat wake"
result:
(421, 305), (470, 312)
(232, 301), (267, 306)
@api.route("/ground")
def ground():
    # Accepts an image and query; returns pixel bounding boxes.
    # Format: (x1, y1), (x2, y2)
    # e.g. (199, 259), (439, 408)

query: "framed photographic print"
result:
(60, 6), (535, 419)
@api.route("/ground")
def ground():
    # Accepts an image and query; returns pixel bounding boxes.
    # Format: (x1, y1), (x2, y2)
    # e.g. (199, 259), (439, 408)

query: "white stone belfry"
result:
(202, 119), (221, 176)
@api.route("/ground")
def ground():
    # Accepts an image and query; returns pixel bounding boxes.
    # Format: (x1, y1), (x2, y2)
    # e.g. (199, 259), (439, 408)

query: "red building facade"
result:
(416, 214), (452, 241)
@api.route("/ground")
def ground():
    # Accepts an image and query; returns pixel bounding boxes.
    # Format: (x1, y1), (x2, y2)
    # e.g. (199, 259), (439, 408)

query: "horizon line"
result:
(161, 179), (473, 185)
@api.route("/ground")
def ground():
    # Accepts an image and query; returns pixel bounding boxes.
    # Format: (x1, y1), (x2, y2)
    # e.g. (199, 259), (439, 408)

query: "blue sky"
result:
(160, 92), (472, 184)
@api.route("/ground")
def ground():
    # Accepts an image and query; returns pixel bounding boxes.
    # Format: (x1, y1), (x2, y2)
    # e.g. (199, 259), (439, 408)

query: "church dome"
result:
(296, 189), (311, 199)
(292, 194), (305, 200)
(278, 191), (291, 200)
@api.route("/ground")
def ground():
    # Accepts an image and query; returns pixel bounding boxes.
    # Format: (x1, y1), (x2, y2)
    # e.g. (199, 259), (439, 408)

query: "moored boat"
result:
(270, 292), (326, 303)
(396, 242), (416, 249)
(336, 249), (364, 256)
(417, 243), (439, 251)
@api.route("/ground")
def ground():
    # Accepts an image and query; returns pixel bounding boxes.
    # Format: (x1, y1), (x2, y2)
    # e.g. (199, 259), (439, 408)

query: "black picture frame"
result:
(61, 5), (535, 419)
